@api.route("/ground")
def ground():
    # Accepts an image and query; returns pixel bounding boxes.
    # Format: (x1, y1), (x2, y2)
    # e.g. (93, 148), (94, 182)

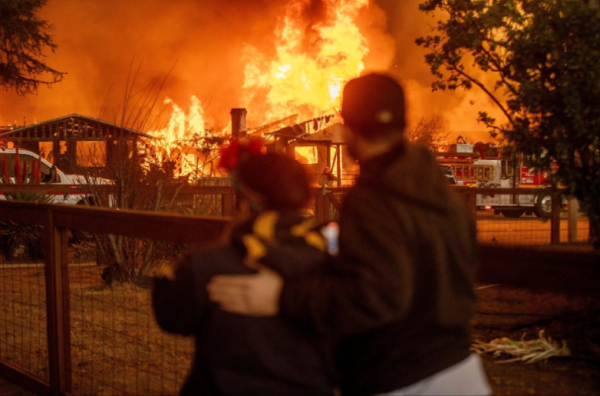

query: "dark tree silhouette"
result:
(0, 0), (65, 95)
(417, 0), (600, 248)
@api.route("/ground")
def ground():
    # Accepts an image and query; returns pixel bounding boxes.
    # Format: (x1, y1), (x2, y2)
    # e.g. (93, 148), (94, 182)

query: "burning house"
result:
(157, 105), (357, 187)
(263, 116), (358, 187)
(138, 0), (374, 182)
(0, 114), (151, 176)
(0, 0), (401, 185)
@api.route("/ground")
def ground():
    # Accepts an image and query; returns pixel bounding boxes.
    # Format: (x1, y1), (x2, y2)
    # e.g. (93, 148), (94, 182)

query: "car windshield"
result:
(0, 153), (52, 182)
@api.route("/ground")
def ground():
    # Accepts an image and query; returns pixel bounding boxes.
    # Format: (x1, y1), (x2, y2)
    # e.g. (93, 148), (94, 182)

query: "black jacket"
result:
(152, 212), (336, 396)
(280, 140), (478, 395)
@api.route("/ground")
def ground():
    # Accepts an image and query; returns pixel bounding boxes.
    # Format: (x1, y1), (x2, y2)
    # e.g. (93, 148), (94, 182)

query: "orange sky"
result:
(0, 0), (504, 143)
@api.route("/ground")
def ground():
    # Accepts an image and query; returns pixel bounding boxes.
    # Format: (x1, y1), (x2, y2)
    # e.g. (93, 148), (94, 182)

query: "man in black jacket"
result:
(208, 74), (491, 395)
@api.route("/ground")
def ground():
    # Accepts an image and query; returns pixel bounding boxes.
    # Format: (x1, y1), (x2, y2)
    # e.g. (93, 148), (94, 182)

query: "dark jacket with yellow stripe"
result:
(152, 212), (335, 396)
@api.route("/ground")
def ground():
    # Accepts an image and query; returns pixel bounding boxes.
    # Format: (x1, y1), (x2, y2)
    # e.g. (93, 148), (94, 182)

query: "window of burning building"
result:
(39, 141), (67, 164)
(76, 141), (107, 167)
(295, 146), (319, 164)
(39, 142), (54, 162)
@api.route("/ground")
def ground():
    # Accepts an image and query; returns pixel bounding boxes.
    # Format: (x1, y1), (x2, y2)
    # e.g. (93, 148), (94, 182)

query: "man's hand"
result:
(207, 266), (283, 316)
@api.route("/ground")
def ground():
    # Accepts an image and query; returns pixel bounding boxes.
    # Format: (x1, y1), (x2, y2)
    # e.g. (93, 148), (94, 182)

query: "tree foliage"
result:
(417, 0), (600, 247)
(0, 0), (65, 95)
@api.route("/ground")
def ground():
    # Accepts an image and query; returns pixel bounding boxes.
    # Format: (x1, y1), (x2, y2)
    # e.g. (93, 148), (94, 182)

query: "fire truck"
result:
(436, 143), (553, 218)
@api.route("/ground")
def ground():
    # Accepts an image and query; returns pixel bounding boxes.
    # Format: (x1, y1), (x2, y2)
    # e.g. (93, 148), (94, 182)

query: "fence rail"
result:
(0, 201), (230, 396)
(1, 185), (588, 245)
(1, 190), (599, 395)
(315, 186), (591, 245)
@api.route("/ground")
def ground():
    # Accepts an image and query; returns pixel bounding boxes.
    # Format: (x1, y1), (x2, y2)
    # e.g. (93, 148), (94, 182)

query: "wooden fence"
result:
(0, 201), (230, 396)
(0, 184), (237, 217)
(0, 188), (599, 395)
(314, 185), (589, 244)
(0, 184), (586, 245)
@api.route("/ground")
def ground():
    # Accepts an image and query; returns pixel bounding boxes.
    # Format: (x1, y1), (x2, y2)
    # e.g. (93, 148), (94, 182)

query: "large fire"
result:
(242, 0), (369, 122)
(147, 0), (372, 178)
(148, 96), (206, 157)
(145, 96), (225, 178)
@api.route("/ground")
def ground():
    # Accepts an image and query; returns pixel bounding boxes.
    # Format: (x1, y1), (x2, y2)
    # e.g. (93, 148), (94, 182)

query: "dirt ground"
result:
(473, 284), (600, 395)
(0, 264), (192, 396)
(1, 267), (599, 396)
(0, 377), (34, 396)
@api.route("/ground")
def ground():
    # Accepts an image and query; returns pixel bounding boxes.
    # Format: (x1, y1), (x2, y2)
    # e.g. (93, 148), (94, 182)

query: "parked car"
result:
(0, 147), (111, 205)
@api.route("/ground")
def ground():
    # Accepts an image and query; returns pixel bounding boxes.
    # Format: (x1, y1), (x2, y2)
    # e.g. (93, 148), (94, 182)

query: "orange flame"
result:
(147, 95), (207, 158)
(144, 0), (372, 178)
(243, 0), (369, 123)
(145, 96), (225, 178)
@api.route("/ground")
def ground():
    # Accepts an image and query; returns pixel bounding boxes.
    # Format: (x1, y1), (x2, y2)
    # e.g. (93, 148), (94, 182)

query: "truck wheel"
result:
(500, 209), (526, 218)
(534, 189), (552, 218)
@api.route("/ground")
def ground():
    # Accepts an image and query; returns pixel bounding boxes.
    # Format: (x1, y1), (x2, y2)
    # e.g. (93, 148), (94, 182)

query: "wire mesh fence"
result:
(0, 230), (199, 396)
(172, 179), (234, 217)
(0, 221), (49, 384)
(0, 191), (596, 395)
(314, 187), (592, 247)
(0, 202), (230, 396)
(475, 210), (590, 245)
(67, 250), (193, 396)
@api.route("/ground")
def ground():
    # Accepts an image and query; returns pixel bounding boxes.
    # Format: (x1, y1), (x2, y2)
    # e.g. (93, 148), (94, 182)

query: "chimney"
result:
(230, 108), (248, 139)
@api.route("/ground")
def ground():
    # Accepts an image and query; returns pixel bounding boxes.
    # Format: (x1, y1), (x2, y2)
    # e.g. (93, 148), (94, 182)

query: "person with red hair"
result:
(152, 144), (336, 396)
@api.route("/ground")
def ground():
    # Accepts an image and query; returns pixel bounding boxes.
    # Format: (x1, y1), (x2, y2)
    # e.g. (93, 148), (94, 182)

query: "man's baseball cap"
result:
(341, 73), (406, 137)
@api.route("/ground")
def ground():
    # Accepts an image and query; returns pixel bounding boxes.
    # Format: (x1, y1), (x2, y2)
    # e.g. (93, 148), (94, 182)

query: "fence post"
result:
(314, 190), (329, 224)
(467, 190), (477, 219)
(455, 188), (477, 218)
(550, 192), (561, 244)
(222, 187), (235, 217)
(44, 208), (72, 395)
(567, 198), (579, 243)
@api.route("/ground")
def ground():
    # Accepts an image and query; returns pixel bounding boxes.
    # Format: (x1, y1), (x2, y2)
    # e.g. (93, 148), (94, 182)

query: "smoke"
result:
(0, 0), (502, 142)
(0, 0), (287, 129)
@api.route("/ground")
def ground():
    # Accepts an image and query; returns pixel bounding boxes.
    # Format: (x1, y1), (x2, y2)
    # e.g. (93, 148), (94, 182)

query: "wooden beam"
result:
(314, 190), (329, 224)
(0, 184), (235, 196)
(551, 191), (561, 244)
(451, 186), (557, 195)
(221, 189), (235, 217)
(0, 201), (47, 225)
(44, 210), (72, 395)
(49, 204), (231, 244)
(0, 362), (50, 396)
